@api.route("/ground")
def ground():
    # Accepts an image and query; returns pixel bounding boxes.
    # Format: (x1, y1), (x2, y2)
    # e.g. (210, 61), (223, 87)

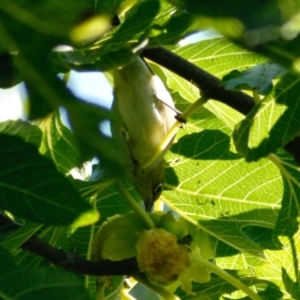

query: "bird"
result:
(112, 56), (177, 211)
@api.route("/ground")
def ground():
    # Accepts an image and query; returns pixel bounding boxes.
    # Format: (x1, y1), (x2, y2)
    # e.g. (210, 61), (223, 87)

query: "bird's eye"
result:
(153, 183), (163, 200)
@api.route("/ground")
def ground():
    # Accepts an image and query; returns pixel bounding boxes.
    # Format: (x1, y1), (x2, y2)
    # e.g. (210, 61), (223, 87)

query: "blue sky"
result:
(0, 29), (219, 122)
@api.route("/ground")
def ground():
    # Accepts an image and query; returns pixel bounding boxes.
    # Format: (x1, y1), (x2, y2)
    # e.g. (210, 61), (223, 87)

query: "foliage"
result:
(1, 0), (300, 299)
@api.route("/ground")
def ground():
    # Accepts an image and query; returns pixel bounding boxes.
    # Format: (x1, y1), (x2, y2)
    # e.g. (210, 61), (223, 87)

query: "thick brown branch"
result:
(142, 46), (255, 115)
(142, 46), (300, 164)
(21, 235), (138, 276)
(0, 213), (138, 276)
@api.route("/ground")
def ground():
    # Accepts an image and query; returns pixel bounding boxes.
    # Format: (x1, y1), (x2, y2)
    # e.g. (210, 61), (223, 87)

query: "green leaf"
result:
(160, 38), (266, 130)
(152, 6), (195, 45)
(210, 228), (300, 299)
(70, 181), (132, 259)
(0, 246), (90, 300)
(270, 152), (300, 237)
(0, 0), (90, 38)
(282, 267), (300, 299)
(52, 46), (134, 71)
(0, 0), (96, 118)
(167, 1), (300, 71)
(0, 246), (16, 274)
(167, 0), (296, 34)
(222, 63), (287, 95)
(176, 274), (283, 299)
(39, 111), (83, 174)
(92, 212), (146, 261)
(52, 0), (161, 72)
(233, 72), (300, 162)
(253, 232), (300, 298)
(0, 120), (42, 148)
(9, 225), (71, 271)
(68, 182), (131, 298)
(251, 30), (300, 69)
(52, 0), (161, 71)
(92, 211), (188, 262)
(163, 105), (282, 258)
(0, 52), (19, 88)
(102, 0), (160, 50)
(165, 38), (265, 102)
(92, 0), (123, 16)
(0, 134), (97, 225)
(2, 222), (42, 253)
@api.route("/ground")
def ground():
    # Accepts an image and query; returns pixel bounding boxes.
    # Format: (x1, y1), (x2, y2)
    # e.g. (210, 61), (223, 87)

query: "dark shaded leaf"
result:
(0, 134), (96, 225)
(0, 52), (20, 88)
(52, 0), (160, 71)
(0, 120), (42, 148)
(282, 267), (300, 299)
(272, 152), (300, 238)
(101, 0), (160, 50)
(222, 63), (287, 95)
(52, 46), (134, 71)
(168, 0), (286, 29)
(0, 246), (90, 300)
(152, 9), (195, 45)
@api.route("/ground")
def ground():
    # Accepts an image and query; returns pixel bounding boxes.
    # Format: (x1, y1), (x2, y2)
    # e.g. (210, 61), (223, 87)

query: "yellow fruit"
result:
(136, 228), (191, 286)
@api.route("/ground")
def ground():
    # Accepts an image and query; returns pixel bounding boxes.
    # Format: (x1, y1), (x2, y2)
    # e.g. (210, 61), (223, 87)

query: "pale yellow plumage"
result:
(112, 56), (176, 211)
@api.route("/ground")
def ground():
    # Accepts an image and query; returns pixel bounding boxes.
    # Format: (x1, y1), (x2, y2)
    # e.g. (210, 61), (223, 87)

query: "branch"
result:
(142, 46), (255, 115)
(142, 46), (300, 164)
(0, 213), (138, 276)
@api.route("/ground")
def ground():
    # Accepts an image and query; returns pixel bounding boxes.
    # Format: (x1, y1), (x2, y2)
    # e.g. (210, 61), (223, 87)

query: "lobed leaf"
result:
(159, 38), (266, 131)
(163, 104), (282, 258)
(234, 72), (300, 162)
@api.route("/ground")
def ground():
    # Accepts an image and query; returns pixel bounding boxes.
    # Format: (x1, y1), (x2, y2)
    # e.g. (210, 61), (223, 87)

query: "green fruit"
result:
(92, 212), (146, 261)
(136, 228), (191, 286)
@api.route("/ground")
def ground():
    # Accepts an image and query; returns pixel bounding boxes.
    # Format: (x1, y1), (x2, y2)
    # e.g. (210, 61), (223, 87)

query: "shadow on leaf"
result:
(197, 208), (282, 258)
(171, 129), (241, 160)
(175, 272), (283, 300)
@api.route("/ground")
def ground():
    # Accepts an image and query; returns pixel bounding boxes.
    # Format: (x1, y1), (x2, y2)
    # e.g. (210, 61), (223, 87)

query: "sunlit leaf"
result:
(234, 72), (300, 161)
(2, 1), (300, 299)
(253, 231), (300, 298)
(175, 274), (283, 299)
(160, 38), (266, 130)
(39, 111), (83, 174)
(163, 105), (282, 258)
